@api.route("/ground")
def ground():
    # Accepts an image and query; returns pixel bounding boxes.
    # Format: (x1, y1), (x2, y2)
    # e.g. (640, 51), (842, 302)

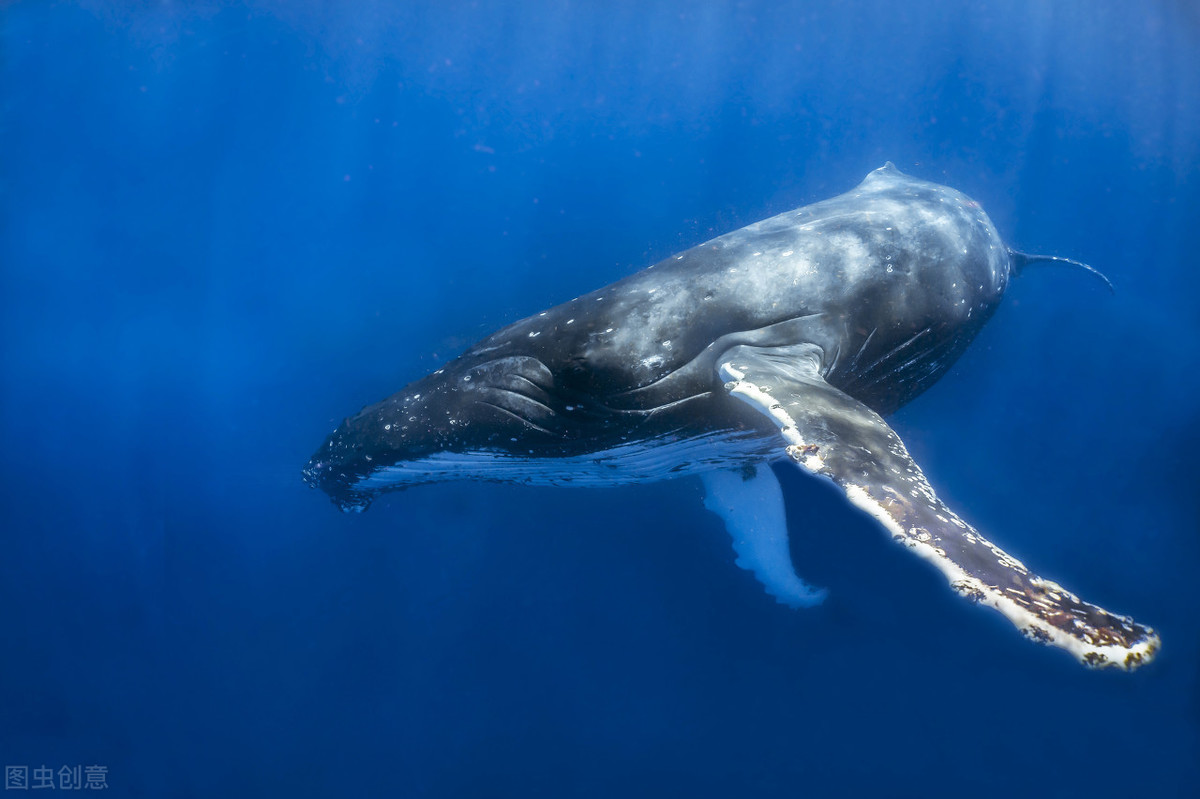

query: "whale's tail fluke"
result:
(1009, 249), (1114, 293)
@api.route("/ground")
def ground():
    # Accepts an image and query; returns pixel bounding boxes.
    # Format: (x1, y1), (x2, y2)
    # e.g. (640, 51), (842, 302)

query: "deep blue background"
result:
(3, 1), (1199, 796)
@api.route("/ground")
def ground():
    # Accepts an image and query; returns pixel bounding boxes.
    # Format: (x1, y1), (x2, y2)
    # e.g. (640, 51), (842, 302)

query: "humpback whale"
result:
(304, 163), (1158, 670)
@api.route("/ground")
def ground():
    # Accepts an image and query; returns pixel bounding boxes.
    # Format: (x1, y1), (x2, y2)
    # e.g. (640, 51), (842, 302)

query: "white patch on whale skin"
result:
(640, 354), (666, 370)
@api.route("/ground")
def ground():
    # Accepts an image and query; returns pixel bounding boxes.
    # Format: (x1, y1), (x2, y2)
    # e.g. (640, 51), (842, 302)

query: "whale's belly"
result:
(354, 429), (776, 494)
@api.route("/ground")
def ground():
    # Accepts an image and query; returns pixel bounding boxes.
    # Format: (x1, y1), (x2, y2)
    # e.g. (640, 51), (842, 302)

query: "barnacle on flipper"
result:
(1022, 627), (1052, 645)
(952, 581), (986, 604)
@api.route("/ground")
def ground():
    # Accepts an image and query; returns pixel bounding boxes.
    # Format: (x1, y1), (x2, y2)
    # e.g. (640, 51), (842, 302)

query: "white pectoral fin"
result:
(701, 464), (827, 608)
(716, 342), (1160, 670)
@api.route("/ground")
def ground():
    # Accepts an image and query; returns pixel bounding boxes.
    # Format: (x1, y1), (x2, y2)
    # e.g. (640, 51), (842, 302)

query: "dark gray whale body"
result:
(304, 163), (1158, 670)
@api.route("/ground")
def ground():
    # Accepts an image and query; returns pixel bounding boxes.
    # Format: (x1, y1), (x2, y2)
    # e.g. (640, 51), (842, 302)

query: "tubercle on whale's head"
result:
(302, 374), (451, 512)
(301, 421), (386, 513)
(302, 453), (376, 513)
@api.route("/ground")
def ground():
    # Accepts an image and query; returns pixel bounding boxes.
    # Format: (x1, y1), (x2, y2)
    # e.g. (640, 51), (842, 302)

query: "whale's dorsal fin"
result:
(715, 342), (1159, 670)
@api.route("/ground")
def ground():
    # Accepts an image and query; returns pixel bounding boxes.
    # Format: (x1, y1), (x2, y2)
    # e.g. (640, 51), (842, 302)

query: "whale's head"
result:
(303, 353), (572, 511)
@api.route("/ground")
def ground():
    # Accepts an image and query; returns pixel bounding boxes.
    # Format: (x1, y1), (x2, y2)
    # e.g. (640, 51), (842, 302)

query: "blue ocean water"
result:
(2, 1), (1198, 795)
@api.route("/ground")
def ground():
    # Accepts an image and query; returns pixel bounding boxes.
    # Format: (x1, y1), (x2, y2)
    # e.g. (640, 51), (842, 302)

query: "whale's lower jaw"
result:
(351, 431), (777, 496)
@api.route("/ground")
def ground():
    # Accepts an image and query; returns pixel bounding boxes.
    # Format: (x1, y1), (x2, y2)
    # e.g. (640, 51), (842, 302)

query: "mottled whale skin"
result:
(304, 163), (1159, 670)
(308, 164), (1001, 498)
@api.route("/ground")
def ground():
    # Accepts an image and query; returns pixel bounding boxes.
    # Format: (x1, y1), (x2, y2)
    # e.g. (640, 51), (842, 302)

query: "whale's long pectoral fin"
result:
(701, 464), (827, 608)
(716, 343), (1159, 670)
